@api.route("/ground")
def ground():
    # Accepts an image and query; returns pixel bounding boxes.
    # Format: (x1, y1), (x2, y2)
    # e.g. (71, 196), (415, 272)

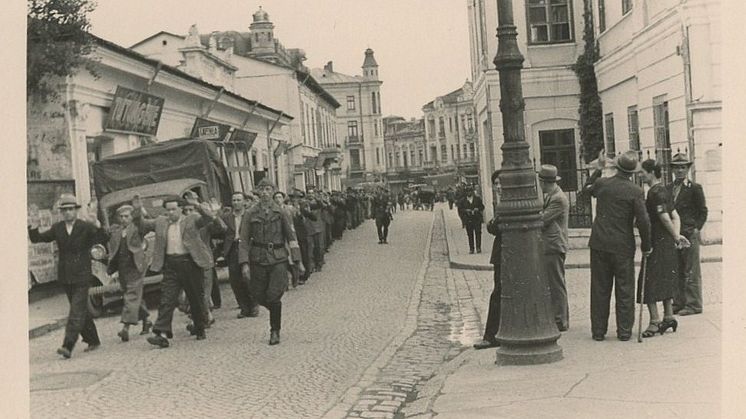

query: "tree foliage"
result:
(27, 0), (97, 101)
(572, 0), (604, 164)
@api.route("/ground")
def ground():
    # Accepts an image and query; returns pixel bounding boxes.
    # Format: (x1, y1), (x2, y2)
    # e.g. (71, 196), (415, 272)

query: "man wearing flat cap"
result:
(239, 178), (301, 345)
(538, 165), (570, 331)
(107, 203), (152, 342)
(29, 194), (108, 358)
(667, 153), (708, 316)
(583, 150), (652, 341)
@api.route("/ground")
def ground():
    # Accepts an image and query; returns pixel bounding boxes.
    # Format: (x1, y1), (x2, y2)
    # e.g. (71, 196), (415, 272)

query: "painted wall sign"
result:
(104, 86), (165, 136)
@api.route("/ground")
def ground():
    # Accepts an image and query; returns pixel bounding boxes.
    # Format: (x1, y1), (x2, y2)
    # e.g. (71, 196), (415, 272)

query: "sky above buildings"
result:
(88, 0), (473, 120)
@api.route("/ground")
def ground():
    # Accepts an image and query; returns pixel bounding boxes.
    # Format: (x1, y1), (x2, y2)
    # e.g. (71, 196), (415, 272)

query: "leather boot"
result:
(269, 330), (280, 345)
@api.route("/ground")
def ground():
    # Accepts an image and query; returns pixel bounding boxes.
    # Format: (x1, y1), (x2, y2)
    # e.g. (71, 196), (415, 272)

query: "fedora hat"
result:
(57, 194), (81, 209)
(669, 153), (693, 166)
(537, 164), (561, 182)
(613, 151), (642, 173)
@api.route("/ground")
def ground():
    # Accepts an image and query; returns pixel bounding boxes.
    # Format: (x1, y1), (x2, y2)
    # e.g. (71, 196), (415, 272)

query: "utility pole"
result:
(493, 0), (563, 365)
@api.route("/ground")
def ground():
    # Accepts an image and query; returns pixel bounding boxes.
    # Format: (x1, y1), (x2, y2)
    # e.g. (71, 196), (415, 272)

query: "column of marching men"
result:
(29, 179), (382, 358)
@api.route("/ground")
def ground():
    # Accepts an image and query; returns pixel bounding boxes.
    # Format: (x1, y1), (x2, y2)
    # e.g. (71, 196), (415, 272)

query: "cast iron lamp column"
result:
(493, 0), (562, 365)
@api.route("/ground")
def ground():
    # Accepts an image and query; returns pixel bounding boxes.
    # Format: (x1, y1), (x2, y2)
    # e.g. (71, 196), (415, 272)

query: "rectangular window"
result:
(604, 113), (615, 156)
(440, 144), (447, 162)
(467, 113), (474, 132)
(428, 119), (436, 139)
(347, 121), (358, 139)
(347, 96), (355, 110)
(627, 106), (640, 153)
(374, 119), (379, 136)
(469, 143), (475, 159)
(449, 117), (453, 133)
(410, 149), (415, 166)
(431, 145), (438, 162)
(450, 144), (455, 161)
(622, 0), (632, 15)
(350, 149), (361, 168)
(371, 93), (377, 115)
(418, 149), (424, 166)
(598, 0), (606, 33)
(528, 0), (573, 44)
(539, 129), (578, 192)
(653, 95), (672, 183)
(463, 144), (468, 159)
(438, 117), (445, 137)
(388, 152), (393, 168)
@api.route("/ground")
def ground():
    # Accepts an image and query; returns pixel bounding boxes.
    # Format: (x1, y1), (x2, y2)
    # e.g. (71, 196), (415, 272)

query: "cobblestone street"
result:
(29, 210), (437, 419)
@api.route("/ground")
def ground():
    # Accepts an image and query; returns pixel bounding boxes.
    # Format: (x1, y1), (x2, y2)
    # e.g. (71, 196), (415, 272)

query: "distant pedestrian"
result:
(457, 185), (485, 254)
(28, 194), (107, 359)
(447, 188), (455, 210)
(373, 189), (393, 244)
(638, 159), (690, 337)
(583, 150), (652, 341)
(667, 153), (708, 316)
(538, 165), (570, 332)
(107, 203), (152, 342)
(474, 171), (502, 350)
(140, 195), (220, 348)
(239, 178), (301, 345)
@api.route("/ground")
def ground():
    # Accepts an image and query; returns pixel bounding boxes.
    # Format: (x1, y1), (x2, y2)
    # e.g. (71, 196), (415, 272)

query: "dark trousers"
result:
(544, 252), (569, 329)
(153, 255), (206, 335)
(376, 217), (390, 241)
(210, 268), (222, 307)
(228, 245), (256, 314)
(62, 283), (100, 350)
(590, 249), (635, 338)
(311, 233), (324, 268)
(298, 235), (311, 280)
(325, 222), (333, 249)
(466, 224), (482, 251)
(249, 262), (288, 331)
(483, 264), (502, 341)
(448, 200), (454, 210)
(674, 229), (702, 312)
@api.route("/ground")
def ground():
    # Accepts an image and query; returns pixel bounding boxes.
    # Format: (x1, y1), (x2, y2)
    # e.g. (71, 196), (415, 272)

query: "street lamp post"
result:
(493, 0), (563, 365)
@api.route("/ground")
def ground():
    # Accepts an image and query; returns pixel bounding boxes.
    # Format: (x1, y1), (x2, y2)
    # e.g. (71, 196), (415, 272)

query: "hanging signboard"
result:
(104, 86), (165, 136)
(230, 129), (258, 148)
(191, 117), (231, 141)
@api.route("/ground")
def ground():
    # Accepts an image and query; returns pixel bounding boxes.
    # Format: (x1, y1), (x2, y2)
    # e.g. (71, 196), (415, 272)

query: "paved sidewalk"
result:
(441, 203), (723, 271)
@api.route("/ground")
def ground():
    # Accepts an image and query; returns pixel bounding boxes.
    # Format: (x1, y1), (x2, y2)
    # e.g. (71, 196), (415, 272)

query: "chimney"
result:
(324, 61), (333, 73)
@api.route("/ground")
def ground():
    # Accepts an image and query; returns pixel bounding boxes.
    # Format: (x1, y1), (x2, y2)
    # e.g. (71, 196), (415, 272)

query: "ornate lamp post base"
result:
(496, 342), (563, 366)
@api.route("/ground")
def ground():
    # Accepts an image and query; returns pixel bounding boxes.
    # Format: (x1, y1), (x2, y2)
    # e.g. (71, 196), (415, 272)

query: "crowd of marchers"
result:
(29, 179), (394, 359)
(462, 151), (708, 349)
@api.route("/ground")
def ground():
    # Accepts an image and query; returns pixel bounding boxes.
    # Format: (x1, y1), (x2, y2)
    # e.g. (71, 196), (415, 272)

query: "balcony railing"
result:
(348, 164), (366, 173)
(345, 136), (362, 146)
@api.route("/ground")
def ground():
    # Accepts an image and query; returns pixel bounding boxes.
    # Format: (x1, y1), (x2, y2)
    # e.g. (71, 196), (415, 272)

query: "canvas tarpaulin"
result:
(92, 138), (232, 204)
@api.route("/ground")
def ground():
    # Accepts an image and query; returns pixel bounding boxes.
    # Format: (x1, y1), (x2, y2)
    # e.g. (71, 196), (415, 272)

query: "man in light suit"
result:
(107, 204), (152, 342)
(538, 165), (570, 332)
(135, 195), (219, 348)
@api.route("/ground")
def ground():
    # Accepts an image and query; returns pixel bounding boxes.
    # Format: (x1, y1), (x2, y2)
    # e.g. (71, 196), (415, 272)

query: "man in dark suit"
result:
(667, 153), (708, 315)
(137, 195), (219, 348)
(538, 165), (570, 332)
(29, 194), (108, 359)
(474, 170), (502, 349)
(221, 192), (258, 319)
(457, 185), (485, 254)
(372, 188), (394, 244)
(583, 150), (652, 341)
(107, 204), (152, 342)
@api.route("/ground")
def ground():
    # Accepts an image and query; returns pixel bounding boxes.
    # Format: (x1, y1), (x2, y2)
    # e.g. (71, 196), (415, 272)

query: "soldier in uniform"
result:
(372, 188), (394, 244)
(239, 178), (301, 345)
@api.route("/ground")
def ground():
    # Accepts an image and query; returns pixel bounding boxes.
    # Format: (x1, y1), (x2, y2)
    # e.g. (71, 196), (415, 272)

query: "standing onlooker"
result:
(457, 185), (485, 254)
(373, 189), (393, 244)
(221, 192), (259, 318)
(538, 165), (570, 332)
(583, 150), (652, 341)
(28, 194), (107, 358)
(474, 171), (502, 349)
(107, 204), (152, 342)
(141, 195), (218, 348)
(667, 153), (708, 316)
(638, 160), (690, 337)
(447, 188), (455, 210)
(239, 178), (301, 345)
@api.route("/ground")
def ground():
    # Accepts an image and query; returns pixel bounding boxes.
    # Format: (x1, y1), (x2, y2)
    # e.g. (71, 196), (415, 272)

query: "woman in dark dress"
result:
(638, 160), (690, 337)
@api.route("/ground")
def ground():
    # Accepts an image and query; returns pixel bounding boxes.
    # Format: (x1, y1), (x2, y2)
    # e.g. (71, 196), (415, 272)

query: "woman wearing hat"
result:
(637, 160), (690, 337)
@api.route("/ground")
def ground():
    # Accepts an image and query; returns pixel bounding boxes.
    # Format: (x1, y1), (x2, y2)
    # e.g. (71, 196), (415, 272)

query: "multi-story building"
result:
(467, 0), (585, 223)
(591, 0), (721, 242)
(311, 52), (386, 186)
(382, 116), (426, 193)
(131, 7), (343, 192)
(421, 80), (480, 185)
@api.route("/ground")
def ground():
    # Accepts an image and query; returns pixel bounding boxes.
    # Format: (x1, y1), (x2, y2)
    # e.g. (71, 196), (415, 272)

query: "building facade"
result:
(131, 8), (343, 193)
(468, 0), (586, 222)
(592, 0), (721, 242)
(27, 34), (290, 284)
(382, 116), (427, 193)
(311, 51), (386, 187)
(421, 80), (480, 185)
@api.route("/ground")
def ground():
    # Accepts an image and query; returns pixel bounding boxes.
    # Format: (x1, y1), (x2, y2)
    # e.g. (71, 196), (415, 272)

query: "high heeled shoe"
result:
(659, 318), (678, 334)
(642, 322), (661, 338)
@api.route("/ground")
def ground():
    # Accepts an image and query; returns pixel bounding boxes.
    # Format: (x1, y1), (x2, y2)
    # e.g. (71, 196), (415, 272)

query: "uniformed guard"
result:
(239, 178), (301, 345)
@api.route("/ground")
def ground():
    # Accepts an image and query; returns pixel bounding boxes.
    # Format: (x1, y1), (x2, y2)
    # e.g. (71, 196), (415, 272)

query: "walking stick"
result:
(637, 254), (649, 343)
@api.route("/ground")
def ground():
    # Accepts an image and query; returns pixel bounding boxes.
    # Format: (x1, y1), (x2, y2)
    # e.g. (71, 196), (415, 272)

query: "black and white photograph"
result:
(3, 0), (746, 418)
